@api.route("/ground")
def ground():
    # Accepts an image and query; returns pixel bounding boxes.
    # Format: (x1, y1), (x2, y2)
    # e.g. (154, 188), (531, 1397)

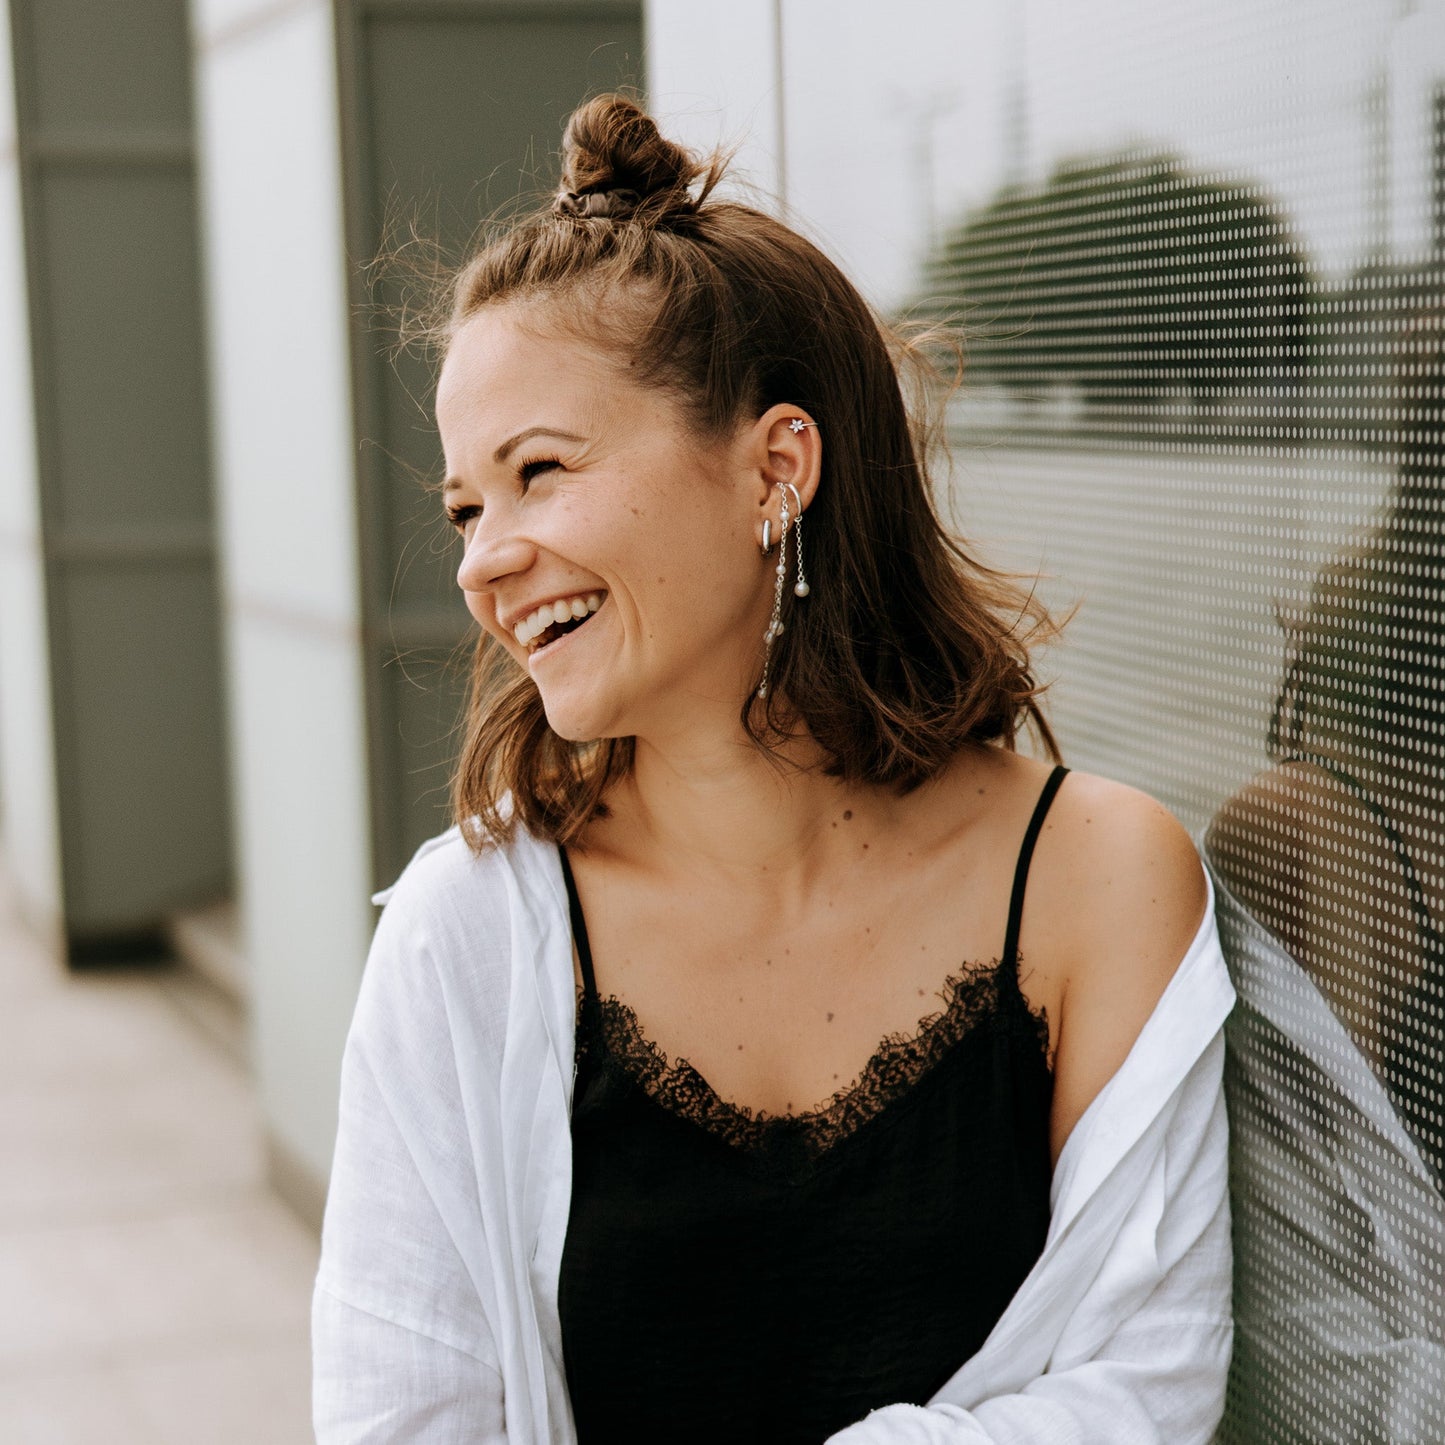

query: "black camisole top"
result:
(557, 764), (1069, 1444)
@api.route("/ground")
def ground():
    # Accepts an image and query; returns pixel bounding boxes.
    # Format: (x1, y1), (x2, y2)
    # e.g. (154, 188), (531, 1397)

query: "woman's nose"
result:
(456, 521), (535, 594)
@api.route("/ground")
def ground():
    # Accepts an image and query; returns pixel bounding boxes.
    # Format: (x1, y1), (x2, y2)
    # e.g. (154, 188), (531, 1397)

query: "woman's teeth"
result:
(513, 592), (604, 650)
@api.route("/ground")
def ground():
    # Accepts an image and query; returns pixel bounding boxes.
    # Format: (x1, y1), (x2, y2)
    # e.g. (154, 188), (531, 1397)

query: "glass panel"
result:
(784, 0), (1445, 1435)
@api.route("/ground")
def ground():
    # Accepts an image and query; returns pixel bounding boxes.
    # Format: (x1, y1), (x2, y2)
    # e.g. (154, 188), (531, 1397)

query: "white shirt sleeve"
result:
(312, 864), (508, 1443)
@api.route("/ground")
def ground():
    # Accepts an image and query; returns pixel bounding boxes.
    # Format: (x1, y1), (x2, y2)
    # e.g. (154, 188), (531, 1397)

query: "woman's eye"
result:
(519, 456), (561, 484)
(445, 458), (559, 529)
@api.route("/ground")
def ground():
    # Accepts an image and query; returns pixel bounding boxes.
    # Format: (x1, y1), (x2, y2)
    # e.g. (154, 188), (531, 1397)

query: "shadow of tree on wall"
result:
(914, 150), (1312, 416)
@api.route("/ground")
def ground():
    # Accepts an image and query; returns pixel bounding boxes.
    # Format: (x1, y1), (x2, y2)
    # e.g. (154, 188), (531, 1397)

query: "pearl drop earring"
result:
(790, 483), (810, 599)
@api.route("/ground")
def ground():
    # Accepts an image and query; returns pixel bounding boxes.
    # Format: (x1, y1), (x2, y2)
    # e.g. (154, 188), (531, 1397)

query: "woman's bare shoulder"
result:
(1038, 770), (1210, 1158)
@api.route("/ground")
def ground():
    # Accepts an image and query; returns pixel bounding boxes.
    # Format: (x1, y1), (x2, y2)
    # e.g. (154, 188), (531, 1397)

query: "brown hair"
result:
(431, 92), (1066, 851)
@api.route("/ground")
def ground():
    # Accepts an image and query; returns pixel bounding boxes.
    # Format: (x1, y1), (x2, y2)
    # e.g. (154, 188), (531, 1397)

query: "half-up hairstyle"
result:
(433, 92), (1066, 851)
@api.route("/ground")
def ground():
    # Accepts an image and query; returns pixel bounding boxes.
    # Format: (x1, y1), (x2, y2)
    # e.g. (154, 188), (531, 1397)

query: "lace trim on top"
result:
(575, 955), (1053, 1163)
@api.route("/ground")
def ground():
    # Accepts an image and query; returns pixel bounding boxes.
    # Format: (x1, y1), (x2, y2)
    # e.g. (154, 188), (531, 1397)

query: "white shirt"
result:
(313, 818), (1236, 1443)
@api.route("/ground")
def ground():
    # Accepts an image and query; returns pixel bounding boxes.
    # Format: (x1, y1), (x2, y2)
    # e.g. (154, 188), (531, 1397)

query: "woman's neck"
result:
(589, 728), (898, 908)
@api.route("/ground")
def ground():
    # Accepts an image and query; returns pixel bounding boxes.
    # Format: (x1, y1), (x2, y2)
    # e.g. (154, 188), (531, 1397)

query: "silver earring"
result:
(785, 482), (810, 598)
(757, 485), (791, 700)
(760, 518), (772, 555)
(757, 483), (811, 700)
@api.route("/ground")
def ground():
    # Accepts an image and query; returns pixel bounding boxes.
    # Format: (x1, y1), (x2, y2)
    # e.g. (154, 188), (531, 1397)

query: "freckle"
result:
(826, 1011), (834, 1022)
(786, 1102), (793, 1111)
(977, 788), (985, 795)
(657, 576), (665, 584)
(737, 1044), (744, 1050)
(833, 1073), (839, 1079)
(630, 506), (640, 516)
(738, 995), (744, 1002)
(862, 842), (869, 850)
(918, 988), (925, 996)
(831, 821), (837, 828)
(843, 810), (853, 820)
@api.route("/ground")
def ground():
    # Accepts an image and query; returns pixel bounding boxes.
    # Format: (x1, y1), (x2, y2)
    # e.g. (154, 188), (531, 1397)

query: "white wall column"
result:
(644, 0), (784, 204)
(191, 0), (371, 1223)
(0, 0), (61, 956)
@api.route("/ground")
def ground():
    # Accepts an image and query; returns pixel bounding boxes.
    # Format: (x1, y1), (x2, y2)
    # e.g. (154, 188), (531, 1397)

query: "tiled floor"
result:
(0, 871), (317, 1444)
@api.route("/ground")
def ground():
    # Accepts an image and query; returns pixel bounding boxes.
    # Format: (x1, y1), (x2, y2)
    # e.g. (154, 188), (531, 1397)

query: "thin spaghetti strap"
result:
(558, 844), (600, 1000)
(1002, 764), (1071, 974)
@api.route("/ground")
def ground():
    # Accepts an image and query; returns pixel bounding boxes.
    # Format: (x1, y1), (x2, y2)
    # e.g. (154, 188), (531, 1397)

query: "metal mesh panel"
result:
(787, 0), (1445, 1434)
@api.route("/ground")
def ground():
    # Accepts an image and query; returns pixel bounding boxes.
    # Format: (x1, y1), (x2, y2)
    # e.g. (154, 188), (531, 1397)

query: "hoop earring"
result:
(783, 483), (809, 598)
(757, 483), (810, 700)
(760, 518), (772, 555)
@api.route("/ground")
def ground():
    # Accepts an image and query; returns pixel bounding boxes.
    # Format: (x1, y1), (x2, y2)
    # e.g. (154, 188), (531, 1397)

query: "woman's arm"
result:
(312, 882), (507, 1443)
(1047, 779), (1212, 1164)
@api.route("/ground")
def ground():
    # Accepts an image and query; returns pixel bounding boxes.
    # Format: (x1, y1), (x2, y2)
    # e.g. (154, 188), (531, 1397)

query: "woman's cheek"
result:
(464, 593), (492, 631)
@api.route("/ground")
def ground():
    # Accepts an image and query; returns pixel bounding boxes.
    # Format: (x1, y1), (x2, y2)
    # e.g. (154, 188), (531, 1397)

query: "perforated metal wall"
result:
(782, 1), (1444, 1435)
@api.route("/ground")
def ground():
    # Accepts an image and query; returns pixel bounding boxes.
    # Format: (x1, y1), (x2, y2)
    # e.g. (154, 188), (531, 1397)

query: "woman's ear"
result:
(748, 404), (822, 515)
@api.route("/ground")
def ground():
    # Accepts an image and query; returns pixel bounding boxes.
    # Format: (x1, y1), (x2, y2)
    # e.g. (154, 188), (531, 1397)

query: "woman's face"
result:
(436, 301), (789, 744)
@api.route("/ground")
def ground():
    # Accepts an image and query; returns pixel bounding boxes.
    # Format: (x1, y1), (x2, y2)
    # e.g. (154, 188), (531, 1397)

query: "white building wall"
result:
(644, 0), (784, 205)
(0, 0), (62, 955)
(1388, 0), (1445, 261)
(191, 0), (371, 1217)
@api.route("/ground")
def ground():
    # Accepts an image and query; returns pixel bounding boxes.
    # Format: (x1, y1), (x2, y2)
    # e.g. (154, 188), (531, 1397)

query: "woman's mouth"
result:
(514, 591), (606, 656)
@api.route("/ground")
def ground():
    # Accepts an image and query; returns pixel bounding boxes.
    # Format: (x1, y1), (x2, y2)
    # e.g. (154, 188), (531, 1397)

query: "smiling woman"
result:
(313, 92), (1234, 1445)
(427, 92), (1071, 851)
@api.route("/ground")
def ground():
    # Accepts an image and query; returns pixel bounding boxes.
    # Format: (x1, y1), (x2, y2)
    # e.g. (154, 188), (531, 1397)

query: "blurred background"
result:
(0, 0), (1441, 1439)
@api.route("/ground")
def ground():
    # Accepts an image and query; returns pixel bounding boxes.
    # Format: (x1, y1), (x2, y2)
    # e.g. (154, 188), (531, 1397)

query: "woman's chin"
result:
(539, 697), (617, 744)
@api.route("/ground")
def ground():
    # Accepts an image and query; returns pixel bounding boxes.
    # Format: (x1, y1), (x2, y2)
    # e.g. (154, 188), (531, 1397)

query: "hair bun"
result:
(554, 93), (706, 221)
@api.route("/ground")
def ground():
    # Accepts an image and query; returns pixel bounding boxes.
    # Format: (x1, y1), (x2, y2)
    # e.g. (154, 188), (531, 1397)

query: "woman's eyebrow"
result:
(442, 426), (591, 496)
(492, 426), (588, 464)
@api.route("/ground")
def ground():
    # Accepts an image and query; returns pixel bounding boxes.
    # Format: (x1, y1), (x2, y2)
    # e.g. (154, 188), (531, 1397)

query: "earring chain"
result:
(758, 482), (812, 700)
